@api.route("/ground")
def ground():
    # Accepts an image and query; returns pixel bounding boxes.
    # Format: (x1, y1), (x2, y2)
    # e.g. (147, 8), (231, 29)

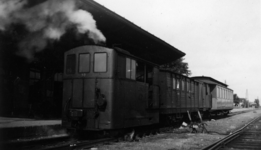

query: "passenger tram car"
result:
(62, 45), (233, 130)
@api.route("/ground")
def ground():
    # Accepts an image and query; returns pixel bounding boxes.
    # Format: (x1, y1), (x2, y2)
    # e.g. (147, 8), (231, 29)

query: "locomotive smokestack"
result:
(0, 0), (106, 60)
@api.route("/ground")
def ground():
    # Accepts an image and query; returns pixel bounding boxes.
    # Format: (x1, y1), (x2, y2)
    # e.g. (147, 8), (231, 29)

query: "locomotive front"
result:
(62, 45), (115, 130)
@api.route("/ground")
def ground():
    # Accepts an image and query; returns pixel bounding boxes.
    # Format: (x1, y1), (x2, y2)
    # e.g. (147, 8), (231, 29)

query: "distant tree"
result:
(254, 99), (260, 108)
(160, 58), (191, 76)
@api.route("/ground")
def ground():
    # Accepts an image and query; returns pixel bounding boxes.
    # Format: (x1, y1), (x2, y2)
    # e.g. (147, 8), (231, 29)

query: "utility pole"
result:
(246, 89), (248, 108)
(246, 89), (248, 101)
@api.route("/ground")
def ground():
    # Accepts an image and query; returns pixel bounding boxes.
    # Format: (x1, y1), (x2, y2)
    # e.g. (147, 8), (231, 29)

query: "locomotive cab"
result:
(63, 46), (115, 130)
(62, 45), (159, 130)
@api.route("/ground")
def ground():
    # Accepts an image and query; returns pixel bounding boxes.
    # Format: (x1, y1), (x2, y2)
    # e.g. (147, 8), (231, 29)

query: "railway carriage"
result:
(158, 70), (212, 122)
(192, 77), (233, 115)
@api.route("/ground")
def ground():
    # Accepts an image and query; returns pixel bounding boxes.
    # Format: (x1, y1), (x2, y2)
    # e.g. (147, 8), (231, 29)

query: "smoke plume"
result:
(0, 0), (106, 60)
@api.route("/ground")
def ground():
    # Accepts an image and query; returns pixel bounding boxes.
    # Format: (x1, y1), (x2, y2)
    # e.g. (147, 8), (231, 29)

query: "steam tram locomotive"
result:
(62, 45), (233, 130)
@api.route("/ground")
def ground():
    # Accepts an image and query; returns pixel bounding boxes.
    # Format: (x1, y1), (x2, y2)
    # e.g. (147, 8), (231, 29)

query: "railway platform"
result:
(0, 117), (66, 143)
(231, 107), (255, 112)
(0, 107), (254, 143)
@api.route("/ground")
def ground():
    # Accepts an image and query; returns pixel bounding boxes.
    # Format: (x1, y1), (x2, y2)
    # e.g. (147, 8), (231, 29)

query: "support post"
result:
(187, 110), (192, 122)
(197, 110), (203, 122)
(197, 110), (208, 133)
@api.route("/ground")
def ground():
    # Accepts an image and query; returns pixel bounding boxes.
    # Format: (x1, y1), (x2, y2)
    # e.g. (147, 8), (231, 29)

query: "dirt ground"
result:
(94, 108), (261, 150)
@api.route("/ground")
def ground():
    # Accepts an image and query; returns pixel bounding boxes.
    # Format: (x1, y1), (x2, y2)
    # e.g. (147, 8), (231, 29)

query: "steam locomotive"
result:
(62, 45), (233, 130)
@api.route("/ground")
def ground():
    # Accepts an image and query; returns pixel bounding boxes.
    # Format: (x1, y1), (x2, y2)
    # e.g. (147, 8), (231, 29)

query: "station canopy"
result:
(1, 0), (185, 66)
(80, 0), (185, 65)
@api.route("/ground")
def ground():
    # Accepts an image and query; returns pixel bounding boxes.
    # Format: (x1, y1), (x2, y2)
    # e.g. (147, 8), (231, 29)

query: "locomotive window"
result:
(126, 58), (136, 80)
(136, 62), (145, 82)
(173, 78), (176, 89)
(131, 60), (136, 79)
(79, 53), (90, 73)
(146, 65), (153, 84)
(126, 58), (131, 78)
(94, 53), (107, 72)
(66, 54), (76, 74)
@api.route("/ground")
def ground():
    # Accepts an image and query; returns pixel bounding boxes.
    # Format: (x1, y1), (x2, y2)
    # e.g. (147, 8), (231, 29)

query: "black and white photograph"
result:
(0, 0), (260, 149)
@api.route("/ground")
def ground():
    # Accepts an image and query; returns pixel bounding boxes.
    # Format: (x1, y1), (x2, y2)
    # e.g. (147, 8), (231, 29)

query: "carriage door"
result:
(148, 68), (160, 108)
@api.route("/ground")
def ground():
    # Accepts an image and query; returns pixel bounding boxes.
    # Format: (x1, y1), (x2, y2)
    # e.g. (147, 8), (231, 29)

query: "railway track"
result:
(1, 135), (70, 150)
(3, 136), (116, 150)
(202, 115), (261, 150)
(2, 109), (255, 150)
(42, 138), (116, 150)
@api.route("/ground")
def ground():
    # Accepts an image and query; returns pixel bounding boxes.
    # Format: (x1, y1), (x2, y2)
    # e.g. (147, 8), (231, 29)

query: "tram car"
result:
(62, 45), (234, 130)
(62, 45), (160, 130)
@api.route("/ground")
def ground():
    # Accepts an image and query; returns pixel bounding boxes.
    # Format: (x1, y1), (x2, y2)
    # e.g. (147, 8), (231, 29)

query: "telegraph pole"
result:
(246, 89), (248, 101)
(246, 89), (248, 108)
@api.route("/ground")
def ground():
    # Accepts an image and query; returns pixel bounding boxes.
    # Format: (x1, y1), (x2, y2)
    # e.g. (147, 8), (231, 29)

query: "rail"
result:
(201, 115), (261, 150)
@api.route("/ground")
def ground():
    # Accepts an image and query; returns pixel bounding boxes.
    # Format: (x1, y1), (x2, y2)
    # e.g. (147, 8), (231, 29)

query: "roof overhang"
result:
(191, 76), (228, 87)
(0, 0), (185, 67)
(79, 0), (185, 65)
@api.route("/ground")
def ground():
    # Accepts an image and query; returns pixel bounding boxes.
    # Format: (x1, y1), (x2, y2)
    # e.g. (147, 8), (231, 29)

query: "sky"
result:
(94, 0), (261, 102)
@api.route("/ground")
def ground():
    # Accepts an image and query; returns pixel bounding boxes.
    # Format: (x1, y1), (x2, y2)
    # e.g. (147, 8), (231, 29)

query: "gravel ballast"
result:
(95, 108), (261, 150)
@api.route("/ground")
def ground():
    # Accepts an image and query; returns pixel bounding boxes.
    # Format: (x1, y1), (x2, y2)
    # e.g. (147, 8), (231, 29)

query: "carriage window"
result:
(126, 58), (136, 80)
(219, 87), (221, 98)
(217, 87), (219, 98)
(94, 53), (107, 72)
(220, 88), (222, 98)
(227, 91), (229, 99)
(79, 53), (90, 73)
(219, 87), (222, 98)
(181, 80), (185, 91)
(187, 81), (190, 92)
(173, 78), (176, 89)
(177, 79), (180, 89)
(66, 54), (76, 74)
(222, 88), (224, 98)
